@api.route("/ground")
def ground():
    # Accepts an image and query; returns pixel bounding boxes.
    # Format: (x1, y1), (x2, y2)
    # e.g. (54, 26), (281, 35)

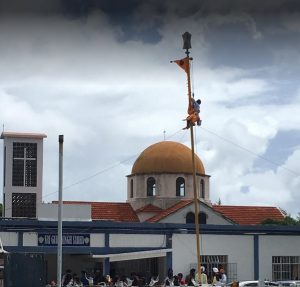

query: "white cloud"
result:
(0, 10), (300, 218)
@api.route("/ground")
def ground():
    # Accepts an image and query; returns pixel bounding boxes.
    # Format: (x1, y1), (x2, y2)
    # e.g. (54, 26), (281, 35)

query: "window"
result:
(147, 177), (156, 196)
(199, 212), (207, 224)
(12, 142), (37, 187)
(130, 179), (134, 198)
(176, 177), (185, 197)
(12, 193), (36, 217)
(186, 212), (207, 224)
(186, 212), (195, 223)
(200, 179), (205, 198)
(272, 256), (300, 281)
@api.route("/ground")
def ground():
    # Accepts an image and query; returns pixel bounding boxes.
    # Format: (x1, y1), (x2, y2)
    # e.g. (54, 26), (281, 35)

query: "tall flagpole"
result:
(183, 32), (201, 279)
(57, 135), (64, 287)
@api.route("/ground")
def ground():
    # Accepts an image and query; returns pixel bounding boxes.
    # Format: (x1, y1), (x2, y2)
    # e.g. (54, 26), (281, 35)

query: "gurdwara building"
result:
(1, 132), (299, 286)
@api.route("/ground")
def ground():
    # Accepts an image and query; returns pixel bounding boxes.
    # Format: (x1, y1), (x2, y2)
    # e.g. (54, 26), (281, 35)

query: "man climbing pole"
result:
(183, 97), (201, 130)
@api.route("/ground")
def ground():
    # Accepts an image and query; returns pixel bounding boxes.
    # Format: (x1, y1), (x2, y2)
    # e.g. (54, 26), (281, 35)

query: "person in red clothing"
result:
(178, 273), (185, 285)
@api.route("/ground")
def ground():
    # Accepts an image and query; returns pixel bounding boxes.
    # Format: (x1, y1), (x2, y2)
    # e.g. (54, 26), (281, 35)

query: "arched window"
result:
(200, 179), (205, 198)
(176, 177), (185, 197)
(199, 212), (207, 224)
(186, 212), (195, 224)
(130, 179), (133, 198)
(147, 177), (156, 196)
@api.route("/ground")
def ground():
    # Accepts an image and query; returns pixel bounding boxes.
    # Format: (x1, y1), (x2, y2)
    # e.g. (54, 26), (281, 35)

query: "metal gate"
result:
(190, 255), (237, 283)
(4, 253), (47, 287)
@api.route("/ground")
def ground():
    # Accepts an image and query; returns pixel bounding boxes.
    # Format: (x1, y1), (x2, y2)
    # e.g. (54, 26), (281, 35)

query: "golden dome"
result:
(131, 141), (205, 175)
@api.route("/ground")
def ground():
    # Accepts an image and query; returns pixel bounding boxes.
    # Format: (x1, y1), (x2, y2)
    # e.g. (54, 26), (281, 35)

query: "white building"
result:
(1, 132), (46, 218)
(1, 133), (299, 286)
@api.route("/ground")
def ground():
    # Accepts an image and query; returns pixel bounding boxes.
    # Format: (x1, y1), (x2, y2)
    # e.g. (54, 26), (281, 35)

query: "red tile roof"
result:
(53, 201), (139, 222)
(53, 201), (285, 225)
(147, 200), (193, 223)
(212, 205), (285, 225)
(135, 204), (163, 213)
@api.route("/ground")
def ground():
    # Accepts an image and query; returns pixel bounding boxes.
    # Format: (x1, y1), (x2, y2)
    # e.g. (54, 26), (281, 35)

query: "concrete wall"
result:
(37, 203), (91, 221)
(259, 235), (300, 281)
(172, 233), (254, 281)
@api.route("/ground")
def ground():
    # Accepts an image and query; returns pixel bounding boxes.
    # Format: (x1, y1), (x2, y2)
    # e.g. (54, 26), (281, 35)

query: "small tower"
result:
(1, 132), (47, 218)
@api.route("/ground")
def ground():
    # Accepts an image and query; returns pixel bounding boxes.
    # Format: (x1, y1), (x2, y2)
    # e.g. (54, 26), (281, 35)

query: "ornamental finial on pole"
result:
(182, 32), (192, 55)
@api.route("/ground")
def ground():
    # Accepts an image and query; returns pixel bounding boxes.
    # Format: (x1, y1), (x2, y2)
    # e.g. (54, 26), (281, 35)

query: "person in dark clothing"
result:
(62, 269), (72, 286)
(185, 268), (196, 286)
(165, 268), (174, 286)
(80, 270), (89, 286)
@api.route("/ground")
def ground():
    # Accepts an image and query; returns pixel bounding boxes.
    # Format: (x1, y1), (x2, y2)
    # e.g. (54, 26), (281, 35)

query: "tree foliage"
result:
(260, 215), (300, 226)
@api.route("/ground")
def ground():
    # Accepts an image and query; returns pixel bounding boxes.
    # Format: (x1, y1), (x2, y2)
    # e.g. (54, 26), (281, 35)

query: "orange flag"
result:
(172, 56), (189, 73)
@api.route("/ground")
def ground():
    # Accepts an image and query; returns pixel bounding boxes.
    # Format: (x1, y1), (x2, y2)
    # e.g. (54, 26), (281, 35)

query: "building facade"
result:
(1, 132), (46, 218)
(1, 133), (299, 285)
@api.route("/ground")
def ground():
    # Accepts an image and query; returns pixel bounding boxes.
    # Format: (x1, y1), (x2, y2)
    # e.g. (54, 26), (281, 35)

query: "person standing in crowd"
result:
(185, 268), (196, 286)
(80, 270), (89, 286)
(200, 266), (208, 285)
(62, 269), (73, 286)
(173, 275), (180, 286)
(149, 275), (159, 286)
(164, 268), (174, 286)
(211, 267), (219, 285)
(219, 267), (227, 285)
(177, 273), (185, 285)
(93, 270), (102, 285)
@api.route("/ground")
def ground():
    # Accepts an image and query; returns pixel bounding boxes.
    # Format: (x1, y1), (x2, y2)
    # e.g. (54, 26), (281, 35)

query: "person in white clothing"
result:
(219, 268), (227, 285)
(200, 266), (207, 285)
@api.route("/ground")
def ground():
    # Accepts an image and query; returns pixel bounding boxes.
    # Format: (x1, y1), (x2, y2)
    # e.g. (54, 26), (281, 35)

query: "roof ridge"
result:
(147, 200), (193, 223)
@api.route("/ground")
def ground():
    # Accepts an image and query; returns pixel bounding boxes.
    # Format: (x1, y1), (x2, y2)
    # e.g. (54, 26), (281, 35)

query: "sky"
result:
(1, 0), (300, 217)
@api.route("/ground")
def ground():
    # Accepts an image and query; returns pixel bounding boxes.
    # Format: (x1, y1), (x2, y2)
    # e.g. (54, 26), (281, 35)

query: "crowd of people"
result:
(165, 266), (227, 286)
(47, 266), (227, 287)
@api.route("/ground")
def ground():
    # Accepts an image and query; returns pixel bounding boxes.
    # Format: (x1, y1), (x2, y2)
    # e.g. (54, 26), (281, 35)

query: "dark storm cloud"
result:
(2, 0), (300, 15)
(2, 0), (300, 45)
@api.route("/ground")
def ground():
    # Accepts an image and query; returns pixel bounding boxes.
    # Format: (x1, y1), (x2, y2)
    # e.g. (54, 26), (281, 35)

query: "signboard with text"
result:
(38, 234), (90, 246)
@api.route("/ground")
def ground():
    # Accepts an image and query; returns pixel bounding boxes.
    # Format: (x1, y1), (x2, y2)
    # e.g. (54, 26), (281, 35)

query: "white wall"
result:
(90, 233), (105, 248)
(0, 232), (18, 246)
(110, 234), (166, 248)
(37, 203), (91, 221)
(23, 232), (37, 246)
(172, 234), (254, 281)
(259, 235), (300, 281)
